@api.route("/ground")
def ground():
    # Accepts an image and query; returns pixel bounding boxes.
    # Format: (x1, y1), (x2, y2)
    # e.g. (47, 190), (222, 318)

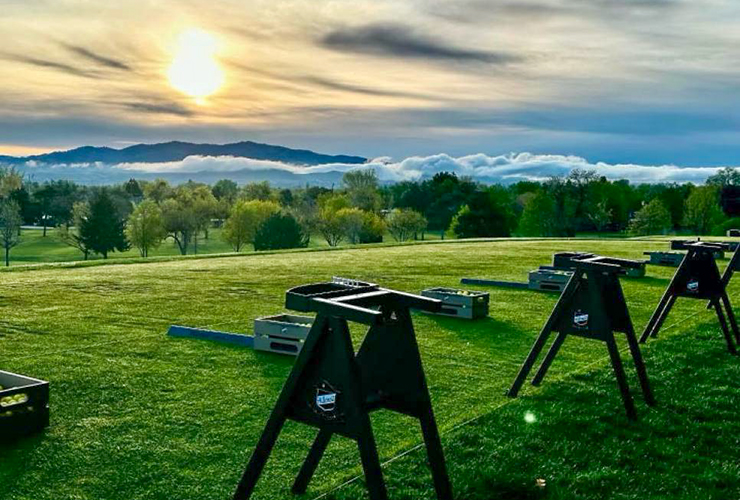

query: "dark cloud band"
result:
(321, 23), (519, 64)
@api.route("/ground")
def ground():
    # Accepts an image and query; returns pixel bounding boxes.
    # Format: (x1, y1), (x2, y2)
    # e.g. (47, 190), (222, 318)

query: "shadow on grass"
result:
(332, 319), (740, 500)
(422, 315), (534, 356)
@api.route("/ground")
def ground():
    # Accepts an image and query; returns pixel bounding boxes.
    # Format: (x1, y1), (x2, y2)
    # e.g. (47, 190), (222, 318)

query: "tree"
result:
(212, 179), (239, 202)
(0, 200), (21, 266)
(335, 208), (366, 244)
(143, 178), (172, 203)
(587, 200), (613, 232)
(317, 194), (351, 247)
(628, 199), (672, 235)
(58, 201), (92, 260)
(124, 179), (144, 203)
(33, 180), (81, 236)
(706, 167), (740, 187)
(386, 209), (427, 242)
(450, 188), (516, 238)
(161, 198), (197, 255)
(684, 185), (723, 234)
(0, 168), (22, 197)
(126, 200), (166, 257)
(278, 188), (294, 207)
(188, 185), (218, 248)
(518, 191), (557, 236)
(78, 190), (129, 259)
(358, 211), (385, 243)
(253, 212), (309, 251)
(343, 169), (381, 212)
(222, 200), (280, 252)
(241, 181), (273, 201)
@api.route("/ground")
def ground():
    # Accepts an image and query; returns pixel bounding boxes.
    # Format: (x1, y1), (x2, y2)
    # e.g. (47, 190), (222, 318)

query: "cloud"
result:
(113, 152), (726, 184)
(2, 54), (98, 78)
(61, 44), (132, 71)
(115, 100), (194, 117)
(228, 62), (433, 100)
(321, 23), (519, 64)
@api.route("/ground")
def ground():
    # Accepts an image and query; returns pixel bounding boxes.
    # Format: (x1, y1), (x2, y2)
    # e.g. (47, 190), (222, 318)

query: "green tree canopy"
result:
(222, 199), (280, 252)
(684, 185), (724, 234)
(253, 212), (309, 251)
(79, 189), (129, 259)
(628, 199), (672, 235)
(126, 200), (166, 257)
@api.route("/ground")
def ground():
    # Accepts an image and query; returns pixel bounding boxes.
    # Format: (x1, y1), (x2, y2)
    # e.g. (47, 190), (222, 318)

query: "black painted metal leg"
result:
(508, 273), (581, 397)
(418, 405), (453, 500)
(357, 423), (388, 500)
(648, 295), (677, 341)
(713, 298), (737, 354)
(507, 328), (552, 397)
(531, 330), (568, 387)
(640, 289), (673, 343)
(720, 292), (740, 343)
(291, 429), (333, 494)
(233, 411), (288, 500)
(624, 326), (655, 406)
(605, 334), (638, 420)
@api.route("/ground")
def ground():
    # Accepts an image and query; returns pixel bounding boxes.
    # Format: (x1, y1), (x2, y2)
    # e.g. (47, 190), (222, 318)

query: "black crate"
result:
(0, 370), (49, 440)
(254, 314), (313, 355)
(421, 287), (489, 319)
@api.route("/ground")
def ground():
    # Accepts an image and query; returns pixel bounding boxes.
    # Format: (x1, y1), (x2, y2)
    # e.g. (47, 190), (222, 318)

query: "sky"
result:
(1, 0), (740, 176)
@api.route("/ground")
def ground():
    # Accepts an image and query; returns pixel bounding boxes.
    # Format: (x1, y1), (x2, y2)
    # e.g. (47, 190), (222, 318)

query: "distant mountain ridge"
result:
(0, 140), (367, 166)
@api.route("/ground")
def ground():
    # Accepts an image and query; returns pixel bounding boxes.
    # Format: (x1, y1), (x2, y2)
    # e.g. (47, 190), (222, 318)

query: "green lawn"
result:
(7, 228), (449, 266)
(0, 239), (738, 500)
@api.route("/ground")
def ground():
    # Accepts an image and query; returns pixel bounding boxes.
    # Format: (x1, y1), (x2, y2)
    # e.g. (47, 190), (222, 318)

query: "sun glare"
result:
(168, 29), (224, 103)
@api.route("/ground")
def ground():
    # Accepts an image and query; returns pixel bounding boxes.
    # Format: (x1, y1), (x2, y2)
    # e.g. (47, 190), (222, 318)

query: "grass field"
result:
(1, 238), (739, 500)
(6, 228), (448, 266)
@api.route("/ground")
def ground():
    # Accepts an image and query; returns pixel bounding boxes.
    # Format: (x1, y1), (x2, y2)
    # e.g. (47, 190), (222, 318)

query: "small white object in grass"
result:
(536, 478), (546, 488)
(524, 411), (537, 424)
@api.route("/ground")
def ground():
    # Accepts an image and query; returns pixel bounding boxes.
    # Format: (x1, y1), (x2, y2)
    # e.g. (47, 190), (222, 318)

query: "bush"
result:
(253, 212), (309, 251)
(335, 208), (385, 244)
(386, 209), (427, 242)
(711, 217), (740, 236)
(359, 212), (385, 243)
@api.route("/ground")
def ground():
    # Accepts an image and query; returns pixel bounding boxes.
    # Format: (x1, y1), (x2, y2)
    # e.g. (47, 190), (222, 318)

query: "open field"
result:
(7, 228), (448, 266)
(1, 238), (739, 500)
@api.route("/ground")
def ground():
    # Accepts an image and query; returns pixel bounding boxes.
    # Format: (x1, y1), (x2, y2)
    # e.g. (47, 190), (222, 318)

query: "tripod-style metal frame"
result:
(507, 258), (655, 420)
(640, 242), (739, 353)
(233, 282), (452, 500)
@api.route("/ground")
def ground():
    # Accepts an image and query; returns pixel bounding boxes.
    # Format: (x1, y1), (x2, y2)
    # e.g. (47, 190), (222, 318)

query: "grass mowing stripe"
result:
(310, 309), (705, 500)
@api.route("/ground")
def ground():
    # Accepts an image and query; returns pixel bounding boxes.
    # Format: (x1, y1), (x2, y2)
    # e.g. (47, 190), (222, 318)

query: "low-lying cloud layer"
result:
(114, 152), (726, 184)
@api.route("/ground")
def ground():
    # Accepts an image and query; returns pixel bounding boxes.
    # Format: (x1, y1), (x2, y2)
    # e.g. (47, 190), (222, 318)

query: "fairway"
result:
(1, 239), (739, 500)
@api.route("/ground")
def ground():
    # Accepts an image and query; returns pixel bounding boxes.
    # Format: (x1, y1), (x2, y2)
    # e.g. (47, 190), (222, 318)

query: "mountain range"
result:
(0, 140), (368, 186)
(0, 140), (366, 166)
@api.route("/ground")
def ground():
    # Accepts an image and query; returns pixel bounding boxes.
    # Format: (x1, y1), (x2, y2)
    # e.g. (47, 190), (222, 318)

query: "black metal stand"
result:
(640, 242), (739, 353)
(507, 257), (654, 420)
(233, 282), (453, 500)
(708, 243), (740, 311)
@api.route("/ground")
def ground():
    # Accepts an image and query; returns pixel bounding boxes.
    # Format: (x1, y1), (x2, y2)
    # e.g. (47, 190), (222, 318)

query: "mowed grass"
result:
(0, 239), (738, 500)
(8, 228), (449, 266)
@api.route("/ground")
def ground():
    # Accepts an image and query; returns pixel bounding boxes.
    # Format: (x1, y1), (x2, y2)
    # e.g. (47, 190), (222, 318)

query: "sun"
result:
(168, 29), (224, 104)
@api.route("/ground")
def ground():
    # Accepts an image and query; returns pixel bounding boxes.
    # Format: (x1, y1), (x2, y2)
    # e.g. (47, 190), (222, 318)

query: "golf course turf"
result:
(1, 238), (738, 500)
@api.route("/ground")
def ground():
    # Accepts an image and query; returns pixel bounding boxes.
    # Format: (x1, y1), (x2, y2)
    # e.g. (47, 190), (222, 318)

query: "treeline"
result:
(0, 167), (738, 265)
